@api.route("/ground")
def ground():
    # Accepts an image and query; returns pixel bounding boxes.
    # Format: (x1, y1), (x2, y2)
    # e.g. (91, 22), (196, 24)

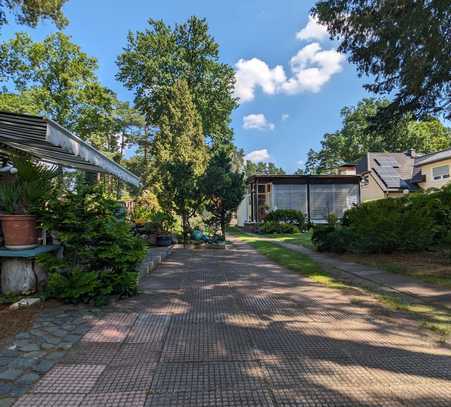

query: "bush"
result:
(38, 184), (146, 305)
(260, 221), (299, 234)
(314, 186), (451, 254)
(265, 209), (306, 230)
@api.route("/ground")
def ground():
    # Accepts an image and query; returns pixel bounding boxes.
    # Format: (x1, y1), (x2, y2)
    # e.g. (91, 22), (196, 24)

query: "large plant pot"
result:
(0, 214), (39, 249)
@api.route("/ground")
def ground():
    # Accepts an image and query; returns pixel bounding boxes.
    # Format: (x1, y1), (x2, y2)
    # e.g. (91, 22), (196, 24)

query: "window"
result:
(432, 165), (449, 181)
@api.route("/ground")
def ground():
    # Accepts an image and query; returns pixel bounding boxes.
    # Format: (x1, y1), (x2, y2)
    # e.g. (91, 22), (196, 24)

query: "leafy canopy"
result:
(244, 161), (286, 178)
(312, 0), (451, 120)
(117, 16), (237, 147)
(0, 0), (68, 29)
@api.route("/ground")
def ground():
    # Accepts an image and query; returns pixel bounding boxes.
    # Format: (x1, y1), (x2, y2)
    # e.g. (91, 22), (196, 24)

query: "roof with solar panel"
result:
(355, 151), (418, 192)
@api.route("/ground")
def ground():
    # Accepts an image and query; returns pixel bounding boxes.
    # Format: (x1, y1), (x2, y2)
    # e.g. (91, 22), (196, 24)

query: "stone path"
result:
(261, 237), (451, 309)
(9, 241), (451, 406)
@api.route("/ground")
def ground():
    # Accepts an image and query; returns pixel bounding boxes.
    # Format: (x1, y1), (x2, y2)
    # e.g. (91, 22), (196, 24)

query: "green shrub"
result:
(38, 184), (146, 305)
(265, 209), (306, 229)
(260, 221), (299, 234)
(315, 186), (451, 254)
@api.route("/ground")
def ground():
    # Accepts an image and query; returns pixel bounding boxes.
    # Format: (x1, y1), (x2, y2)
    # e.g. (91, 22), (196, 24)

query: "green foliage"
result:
(201, 149), (245, 238)
(0, 157), (57, 214)
(304, 98), (450, 174)
(244, 161), (286, 178)
(38, 183), (146, 304)
(117, 16), (237, 148)
(312, 1), (450, 120)
(152, 79), (208, 242)
(265, 209), (306, 230)
(313, 186), (451, 254)
(0, 0), (68, 29)
(260, 222), (299, 235)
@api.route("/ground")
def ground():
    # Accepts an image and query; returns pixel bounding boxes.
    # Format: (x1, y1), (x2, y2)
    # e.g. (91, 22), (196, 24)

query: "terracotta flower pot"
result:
(0, 214), (39, 249)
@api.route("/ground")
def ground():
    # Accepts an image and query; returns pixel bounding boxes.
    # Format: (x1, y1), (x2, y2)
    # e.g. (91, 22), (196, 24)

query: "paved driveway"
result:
(13, 241), (451, 406)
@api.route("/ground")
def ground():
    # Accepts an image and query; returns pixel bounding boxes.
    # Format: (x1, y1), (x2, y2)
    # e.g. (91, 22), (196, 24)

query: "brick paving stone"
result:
(162, 322), (255, 362)
(151, 361), (267, 393)
(82, 391), (147, 407)
(62, 343), (121, 365)
(145, 388), (275, 407)
(389, 384), (451, 407)
(91, 364), (155, 393)
(126, 314), (170, 346)
(13, 394), (85, 407)
(33, 364), (105, 393)
(109, 344), (161, 367)
(272, 386), (405, 407)
(94, 312), (139, 327)
(81, 324), (131, 343)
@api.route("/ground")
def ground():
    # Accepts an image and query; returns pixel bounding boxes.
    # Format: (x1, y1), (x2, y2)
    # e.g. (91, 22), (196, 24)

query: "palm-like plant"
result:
(0, 157), (58, 214)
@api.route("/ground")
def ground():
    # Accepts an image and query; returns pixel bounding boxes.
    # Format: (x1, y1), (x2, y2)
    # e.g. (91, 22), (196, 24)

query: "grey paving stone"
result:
(17, 372), (40, 385)
(32, 359), (56, 373)
(0, 368), (23, 380)
(9, 357), (36, 369)
(45, 351), (66, 361)
(17, 344), (40, 352)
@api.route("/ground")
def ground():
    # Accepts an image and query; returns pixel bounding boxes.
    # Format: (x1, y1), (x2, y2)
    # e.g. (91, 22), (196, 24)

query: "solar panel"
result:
(374, 166), (401, 188)
(375, 156), (399, 167)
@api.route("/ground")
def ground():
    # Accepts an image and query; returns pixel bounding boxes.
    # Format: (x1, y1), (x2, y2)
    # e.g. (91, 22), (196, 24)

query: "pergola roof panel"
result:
(0, 111), (140, 187)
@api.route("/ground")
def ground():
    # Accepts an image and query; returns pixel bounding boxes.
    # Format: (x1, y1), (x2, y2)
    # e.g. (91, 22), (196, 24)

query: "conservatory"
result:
(237, 174), (361, 225)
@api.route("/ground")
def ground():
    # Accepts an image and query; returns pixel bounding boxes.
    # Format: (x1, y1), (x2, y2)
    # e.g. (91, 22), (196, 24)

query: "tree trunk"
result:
(182, 212), (189, 245)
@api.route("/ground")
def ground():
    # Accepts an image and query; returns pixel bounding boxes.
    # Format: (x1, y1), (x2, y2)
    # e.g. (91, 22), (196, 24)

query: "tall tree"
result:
(152, 80), (208, 242)
(116, 16), (237, 148)
(312, 1), (451, 120)
(304, 98), (451, 174)
(201, 148), (245, 238)
(0, 0), (68, 29)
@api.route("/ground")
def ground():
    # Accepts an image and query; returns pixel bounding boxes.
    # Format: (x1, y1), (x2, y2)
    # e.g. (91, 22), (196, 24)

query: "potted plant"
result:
(0, 158), (57, 249)
(151, 212), (175, 247)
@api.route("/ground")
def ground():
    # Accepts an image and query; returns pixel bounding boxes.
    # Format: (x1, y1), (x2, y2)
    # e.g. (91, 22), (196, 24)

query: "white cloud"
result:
(281, 113), (289, 121)
(281, 43), (344, 94)
(234, 58), (286, 102)
(244, 149), (270, 163)
(234, 43), (343, 102)
(243, 114), (275, 131)
(296, 15), (329, 42)
(297, 160), (304, 166)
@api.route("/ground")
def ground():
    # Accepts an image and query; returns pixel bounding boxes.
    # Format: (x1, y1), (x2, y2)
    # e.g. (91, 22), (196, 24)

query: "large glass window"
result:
(310, 184), (359, 221)
(432, 165), (449, 180)
(272, 184), (307, 214)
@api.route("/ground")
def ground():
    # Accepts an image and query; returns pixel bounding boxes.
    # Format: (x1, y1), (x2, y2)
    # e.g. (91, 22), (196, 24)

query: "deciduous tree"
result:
(0, 0), (68, 29)
(117, 16), (237, 148)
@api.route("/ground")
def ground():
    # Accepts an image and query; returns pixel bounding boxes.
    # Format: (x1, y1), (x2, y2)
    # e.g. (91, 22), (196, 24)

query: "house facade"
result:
(351, 148), (451, 202)
(236, 174), (360, 226)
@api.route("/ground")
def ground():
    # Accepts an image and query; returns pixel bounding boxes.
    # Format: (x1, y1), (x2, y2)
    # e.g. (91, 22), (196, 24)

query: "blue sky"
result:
(2, 0), (371, 173)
